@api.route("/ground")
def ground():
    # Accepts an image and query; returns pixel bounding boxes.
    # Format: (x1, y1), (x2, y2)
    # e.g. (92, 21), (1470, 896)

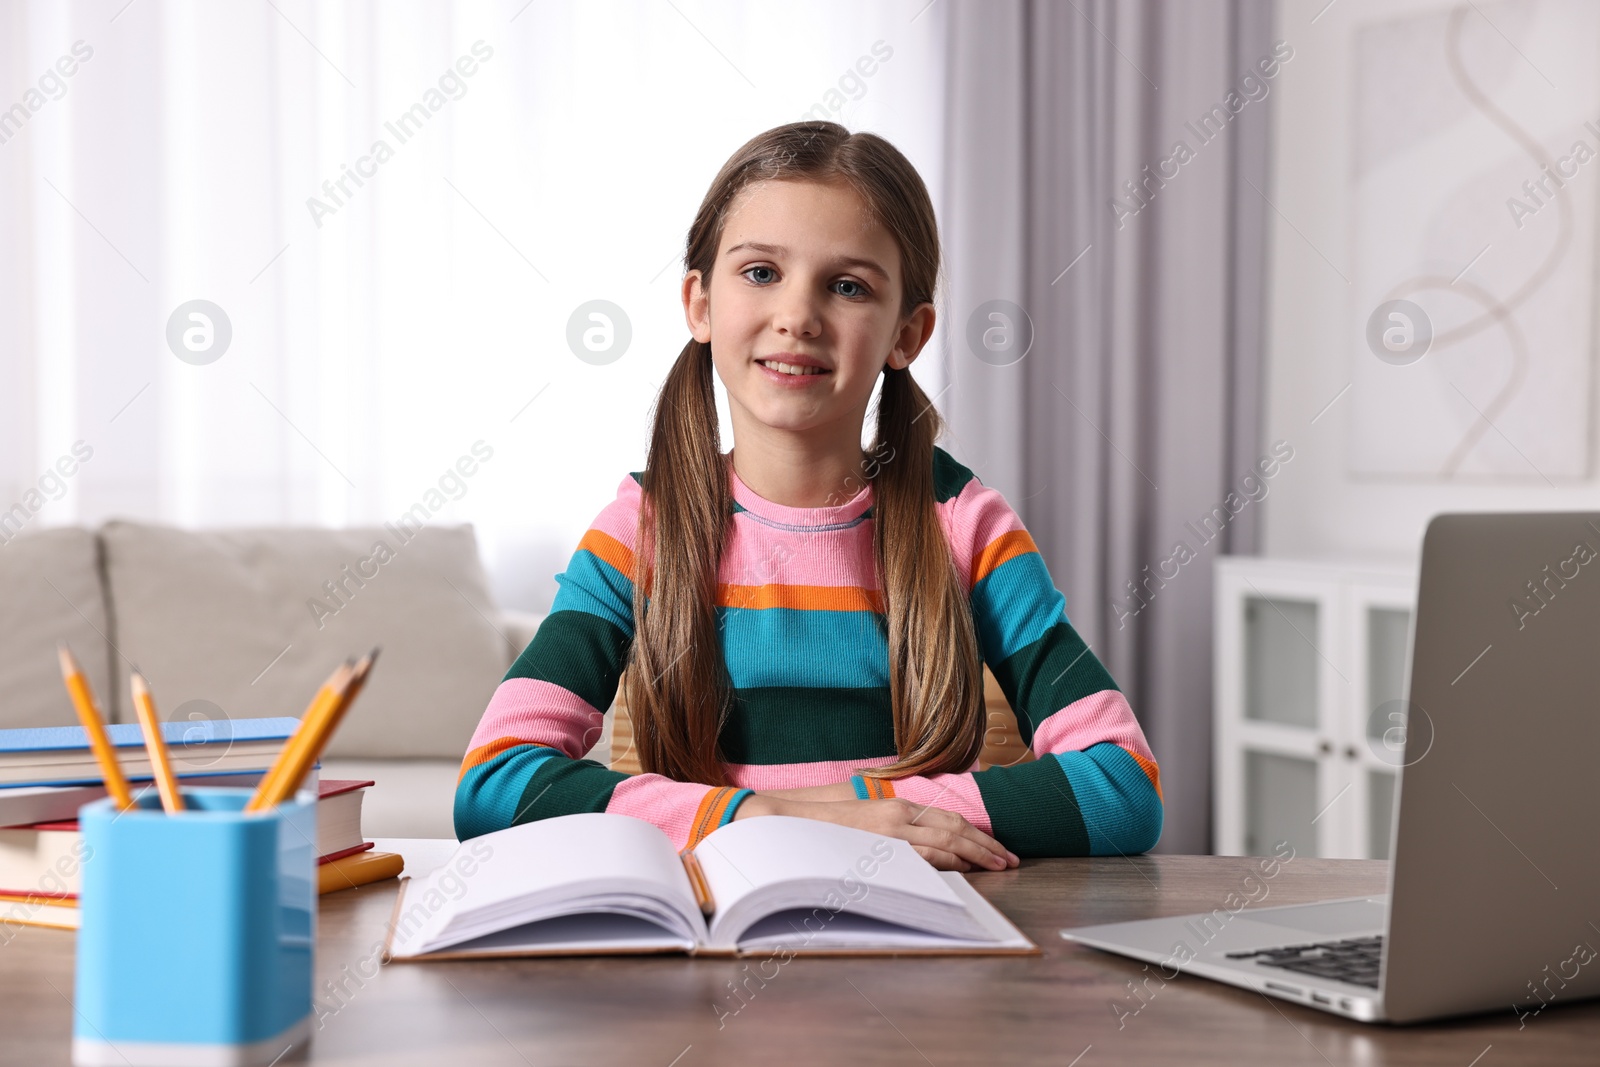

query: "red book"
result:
(0, 779), (376, 902)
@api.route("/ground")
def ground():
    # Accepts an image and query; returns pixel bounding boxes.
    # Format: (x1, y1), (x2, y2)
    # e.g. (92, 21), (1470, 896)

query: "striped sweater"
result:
(454, 447), (1163, 857)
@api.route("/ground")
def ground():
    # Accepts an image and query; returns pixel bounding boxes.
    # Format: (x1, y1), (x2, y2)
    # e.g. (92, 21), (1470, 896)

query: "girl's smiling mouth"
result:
(756, 354), (833, 383)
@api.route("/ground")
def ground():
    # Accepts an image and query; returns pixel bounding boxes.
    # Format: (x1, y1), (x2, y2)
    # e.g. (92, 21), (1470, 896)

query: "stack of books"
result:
(0, 715), (400, 932)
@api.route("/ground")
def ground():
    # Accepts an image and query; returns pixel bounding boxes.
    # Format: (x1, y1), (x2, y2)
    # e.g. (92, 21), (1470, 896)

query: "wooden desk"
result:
(3, 854), (1595, 1065)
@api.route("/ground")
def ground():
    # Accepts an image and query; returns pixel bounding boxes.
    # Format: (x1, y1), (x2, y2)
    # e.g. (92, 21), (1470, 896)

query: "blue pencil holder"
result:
(72, 787), (317, 1067)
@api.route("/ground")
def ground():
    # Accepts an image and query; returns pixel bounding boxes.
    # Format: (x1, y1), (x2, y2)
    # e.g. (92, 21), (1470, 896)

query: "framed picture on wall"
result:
(1346, 0), (1597, 482)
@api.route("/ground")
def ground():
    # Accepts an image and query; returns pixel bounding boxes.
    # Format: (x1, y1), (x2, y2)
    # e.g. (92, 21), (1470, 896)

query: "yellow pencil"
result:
(56, 644), (134, 811)
(680, 848), (715, 916)
(129, 670), (184, 814)
(260, 648), (381, 808)
(248, 658), (354, 808)
(245, 658), (355, 813)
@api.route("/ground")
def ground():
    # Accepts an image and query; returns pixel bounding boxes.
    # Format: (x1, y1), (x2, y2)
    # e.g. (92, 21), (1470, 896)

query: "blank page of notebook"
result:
(694, 814), (964, 919)
(401, 813), (698, 950)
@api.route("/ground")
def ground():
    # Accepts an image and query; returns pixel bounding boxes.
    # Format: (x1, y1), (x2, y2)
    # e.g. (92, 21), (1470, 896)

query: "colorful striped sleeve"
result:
(873, 451), (1164, 858)
(452, 473), (740, 851)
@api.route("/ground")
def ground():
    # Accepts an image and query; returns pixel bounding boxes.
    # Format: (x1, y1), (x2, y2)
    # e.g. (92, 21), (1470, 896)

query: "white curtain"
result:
(942, 0), (1273, 853)
(0, 0), (948, 612)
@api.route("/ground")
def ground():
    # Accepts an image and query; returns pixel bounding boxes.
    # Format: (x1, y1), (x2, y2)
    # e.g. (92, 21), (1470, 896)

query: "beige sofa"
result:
(2, 522), (1037, 838)
(0, 522), (606, 838)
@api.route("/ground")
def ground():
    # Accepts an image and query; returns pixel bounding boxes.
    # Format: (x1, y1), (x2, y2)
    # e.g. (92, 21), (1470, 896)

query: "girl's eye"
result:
(739, 266), (870, 299)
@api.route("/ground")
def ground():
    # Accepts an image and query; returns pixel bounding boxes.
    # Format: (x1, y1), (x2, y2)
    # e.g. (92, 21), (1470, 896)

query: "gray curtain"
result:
(941, 0), (1273, 854)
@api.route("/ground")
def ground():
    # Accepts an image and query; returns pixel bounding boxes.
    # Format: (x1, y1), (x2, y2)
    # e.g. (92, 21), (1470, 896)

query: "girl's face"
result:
(683, 178), (935, 447)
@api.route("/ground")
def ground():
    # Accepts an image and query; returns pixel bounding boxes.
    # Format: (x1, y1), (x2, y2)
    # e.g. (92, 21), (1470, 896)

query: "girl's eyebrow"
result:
(724, 240), (889, 282)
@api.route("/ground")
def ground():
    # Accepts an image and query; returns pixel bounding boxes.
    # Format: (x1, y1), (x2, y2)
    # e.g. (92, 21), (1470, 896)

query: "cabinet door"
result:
(1343, 582), (1416, 860)
(1215, 567), (1346, 857)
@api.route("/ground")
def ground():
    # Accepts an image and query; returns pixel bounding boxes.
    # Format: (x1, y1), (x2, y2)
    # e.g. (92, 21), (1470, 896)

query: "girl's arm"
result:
(765, 622), (1164, 858)
(452, 473), (756, 852)
(770, 458), (1164, 859)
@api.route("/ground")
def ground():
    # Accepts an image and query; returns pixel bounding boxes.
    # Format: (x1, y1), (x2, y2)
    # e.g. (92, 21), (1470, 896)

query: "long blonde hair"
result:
(625, 120), (985, 786)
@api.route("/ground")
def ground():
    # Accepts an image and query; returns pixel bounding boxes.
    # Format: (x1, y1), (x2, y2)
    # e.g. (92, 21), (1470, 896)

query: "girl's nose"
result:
(773, 289), (823, 338)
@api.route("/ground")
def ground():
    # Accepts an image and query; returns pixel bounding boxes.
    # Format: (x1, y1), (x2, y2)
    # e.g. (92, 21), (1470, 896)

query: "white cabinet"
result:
(1213, 557), (1417, 859)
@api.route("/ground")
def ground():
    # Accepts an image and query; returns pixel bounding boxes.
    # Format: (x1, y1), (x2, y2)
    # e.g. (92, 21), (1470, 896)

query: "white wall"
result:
(1263, 0), (1600, 566)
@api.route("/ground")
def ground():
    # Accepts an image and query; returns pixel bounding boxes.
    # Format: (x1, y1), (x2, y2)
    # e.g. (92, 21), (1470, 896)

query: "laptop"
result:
(1060, 512), (1600, 1024)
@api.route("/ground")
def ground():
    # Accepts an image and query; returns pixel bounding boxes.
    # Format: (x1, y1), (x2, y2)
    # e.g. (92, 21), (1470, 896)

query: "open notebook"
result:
(382, 813), (1038, 959)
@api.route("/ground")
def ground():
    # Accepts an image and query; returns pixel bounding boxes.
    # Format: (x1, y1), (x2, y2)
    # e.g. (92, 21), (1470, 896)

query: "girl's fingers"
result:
(910, 845), (971, 872)
(900, 804), (1015, 866)
(901, 823), (1010, 871)
(808, 798), (1018, 868)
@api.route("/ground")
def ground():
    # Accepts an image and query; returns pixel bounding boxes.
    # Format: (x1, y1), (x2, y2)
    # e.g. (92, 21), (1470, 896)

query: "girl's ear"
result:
(683, 269), (712, 344)
(886, 302), (937, 371)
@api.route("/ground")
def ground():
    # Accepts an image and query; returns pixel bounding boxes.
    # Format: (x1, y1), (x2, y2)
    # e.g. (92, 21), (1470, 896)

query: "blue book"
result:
(0, 717), (298, 790)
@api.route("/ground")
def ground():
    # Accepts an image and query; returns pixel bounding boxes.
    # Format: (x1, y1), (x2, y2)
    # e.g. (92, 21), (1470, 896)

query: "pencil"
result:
(56, 644), (134, 811)
(251, 652), (382, 809)
(248, 657), (354, 809)
(680, 848), (715, 916)
(129, 670), (184, 814)
(280, 643), (379, 799)
(245, 657), (355, 813)
(263, 648), (379, 806)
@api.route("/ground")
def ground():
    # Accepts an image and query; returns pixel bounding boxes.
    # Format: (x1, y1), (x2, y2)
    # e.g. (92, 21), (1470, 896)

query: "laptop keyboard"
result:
(1225, 935), (1383, 989)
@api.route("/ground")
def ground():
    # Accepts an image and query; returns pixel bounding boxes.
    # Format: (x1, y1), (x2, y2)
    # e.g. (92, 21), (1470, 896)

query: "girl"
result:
(455, 121), (1162, 871)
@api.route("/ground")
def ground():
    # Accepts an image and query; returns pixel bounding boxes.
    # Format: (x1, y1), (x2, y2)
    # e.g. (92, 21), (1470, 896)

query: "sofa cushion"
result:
(98, 521), (512, 758)
(0, 527), (117, 729)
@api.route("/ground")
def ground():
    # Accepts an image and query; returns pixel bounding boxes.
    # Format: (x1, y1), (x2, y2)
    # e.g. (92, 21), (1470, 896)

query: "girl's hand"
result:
(734, 794), (1019, 872)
